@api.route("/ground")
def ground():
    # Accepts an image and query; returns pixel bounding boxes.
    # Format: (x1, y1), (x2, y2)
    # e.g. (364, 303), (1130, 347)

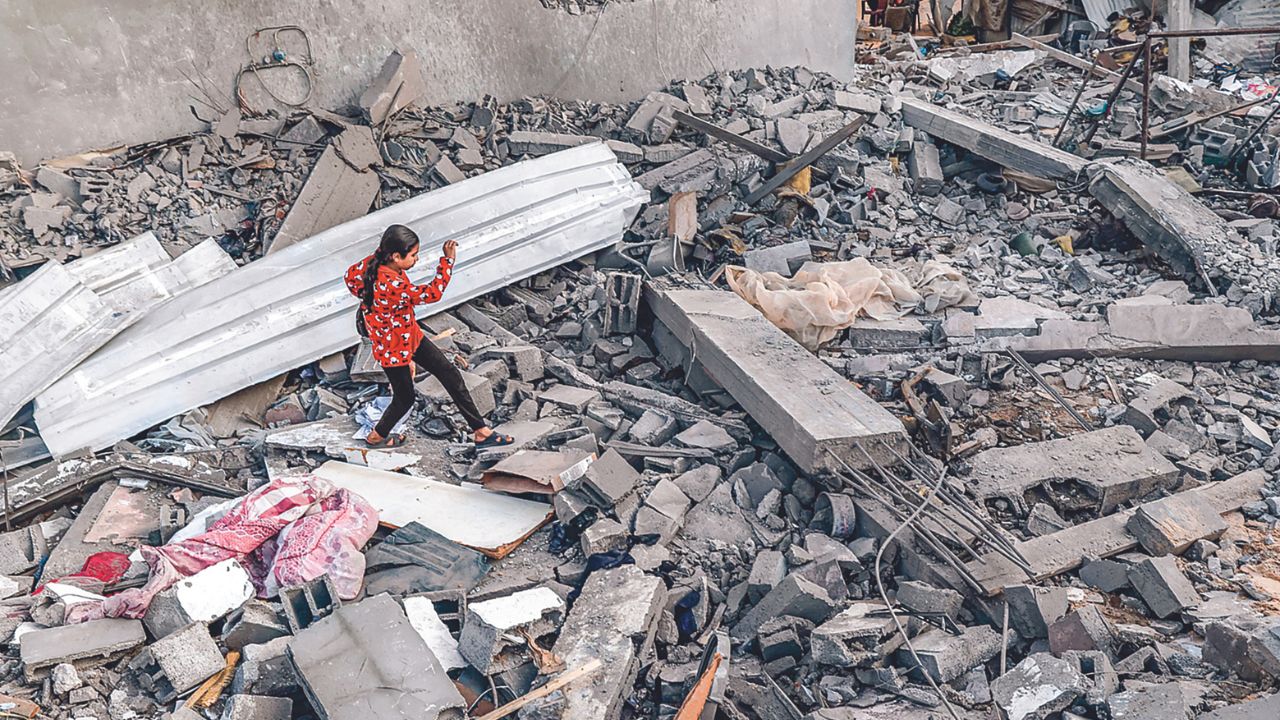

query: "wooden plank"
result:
(1011, 33), (1145, 95)
(671, 111), (831, 182)
(644, 286), (906, 473)
(966, 470), (1266, 595)
(899, 96), (1089, 180)
(475, 660), (603, 720)
(745, 117), (867, 204)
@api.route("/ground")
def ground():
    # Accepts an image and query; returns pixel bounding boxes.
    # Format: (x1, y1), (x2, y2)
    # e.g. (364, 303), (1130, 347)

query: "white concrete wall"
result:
(1, 0), (859, 164)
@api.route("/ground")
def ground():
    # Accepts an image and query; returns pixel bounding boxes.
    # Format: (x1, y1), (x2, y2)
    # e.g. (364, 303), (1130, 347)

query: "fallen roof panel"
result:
(312, 460), (552, 559)
(0, 235), (238, 432)
(34, 143), (648, 457)
(0, 262), (128, 430)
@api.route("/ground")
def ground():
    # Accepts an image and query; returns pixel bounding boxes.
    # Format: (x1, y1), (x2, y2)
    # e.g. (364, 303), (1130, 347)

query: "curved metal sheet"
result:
(35, 143), (648, 456)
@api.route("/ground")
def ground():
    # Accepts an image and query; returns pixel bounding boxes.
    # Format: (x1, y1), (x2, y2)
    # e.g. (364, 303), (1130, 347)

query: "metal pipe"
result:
(1079, 45), (1145, 147)
(1149, 26), (1280, 39)
(1226, 97), (1280, 165)
(1005, 349), (1095, 432)
(1141, 38), (1152, 160)
(1054, 56), (1100, 148)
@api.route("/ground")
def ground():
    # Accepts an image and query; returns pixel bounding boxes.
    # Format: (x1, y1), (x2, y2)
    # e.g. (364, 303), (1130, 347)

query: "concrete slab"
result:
(551, 566), (664, 720)
(268, 129), (380, 254)
(965, 425), (1178, 515)
(42, 480), (166, 581)
(645, 285), (906, 473)
(1089, 158), (1280, 300)
(965, 470), (1266, 596)
(288, 594), (465, 720)
(899, 97), (1088, 180)
(997, 301), (1280, 362)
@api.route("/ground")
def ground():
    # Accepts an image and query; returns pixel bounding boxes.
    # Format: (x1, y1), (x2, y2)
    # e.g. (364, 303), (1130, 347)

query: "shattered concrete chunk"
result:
(133, 622), (225, 701)
(992, 653), (1087, 720)
(810, 602), (900, 667)
(459, 586), (565, 674)
(1004, 584), (1070, 639)
(732, 574), (836, 642)
(965, 425), (1177, 515)
(143, 558), (254, 639)
(904, 625), (1002, 683)
(288, 594), (464, 720)
(359, 49), (427, 126)
(1127, 494), (1228, 556)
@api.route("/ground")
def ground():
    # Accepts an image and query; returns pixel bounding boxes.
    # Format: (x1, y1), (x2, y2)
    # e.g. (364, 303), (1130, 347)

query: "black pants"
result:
(375, 339), (486, 436)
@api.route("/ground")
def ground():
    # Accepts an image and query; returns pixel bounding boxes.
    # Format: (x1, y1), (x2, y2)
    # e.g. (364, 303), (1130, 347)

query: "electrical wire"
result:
(865, 445), (963, 720)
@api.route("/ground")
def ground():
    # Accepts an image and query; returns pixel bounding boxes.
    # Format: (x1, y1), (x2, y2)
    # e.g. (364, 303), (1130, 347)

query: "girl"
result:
(344, 224), (513, 449)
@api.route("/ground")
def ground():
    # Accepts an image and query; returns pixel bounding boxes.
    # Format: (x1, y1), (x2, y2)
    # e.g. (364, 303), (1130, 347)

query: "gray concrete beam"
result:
(644, 286), (907, 473)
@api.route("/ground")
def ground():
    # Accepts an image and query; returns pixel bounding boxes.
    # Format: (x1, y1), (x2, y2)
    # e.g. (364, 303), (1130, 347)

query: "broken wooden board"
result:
(965, 469), (1267, 596)
(312, 460), (552, 559)
(645, 285), (907, 473)
(899, 96), (1088, 180)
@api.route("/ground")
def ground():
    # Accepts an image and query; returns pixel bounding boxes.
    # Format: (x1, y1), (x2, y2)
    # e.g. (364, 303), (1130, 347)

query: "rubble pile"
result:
(2, 26), (1280, 720)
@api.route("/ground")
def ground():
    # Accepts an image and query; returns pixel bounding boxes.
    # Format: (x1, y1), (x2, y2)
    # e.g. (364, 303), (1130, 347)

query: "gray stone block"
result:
(220, 694), (293, 720)
(731, 574), (836, 642)
(1004, 584), (1070, 639)
(1129, 556), (1200, 619)
(992, 653), (1087, 720)
(20, 619), (146, 682)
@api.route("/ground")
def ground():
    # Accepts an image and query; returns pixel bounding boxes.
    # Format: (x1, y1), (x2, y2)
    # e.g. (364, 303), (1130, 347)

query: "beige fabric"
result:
(725, 258), (976, 351)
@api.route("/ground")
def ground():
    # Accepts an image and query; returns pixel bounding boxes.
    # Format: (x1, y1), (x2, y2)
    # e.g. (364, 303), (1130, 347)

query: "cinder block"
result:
(279, 575), (341, 634)
(131, 622), (224, 702)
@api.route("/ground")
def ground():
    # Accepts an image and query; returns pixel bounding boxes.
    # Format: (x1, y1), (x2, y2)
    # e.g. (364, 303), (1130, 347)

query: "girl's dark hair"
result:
(360, 224), (420, 308)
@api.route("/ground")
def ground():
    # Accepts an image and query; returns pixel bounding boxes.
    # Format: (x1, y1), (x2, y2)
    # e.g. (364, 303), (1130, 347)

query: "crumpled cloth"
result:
(36, 552), (132, 595)
(67, 475), (377, 623)
(726, 258), (976, 351)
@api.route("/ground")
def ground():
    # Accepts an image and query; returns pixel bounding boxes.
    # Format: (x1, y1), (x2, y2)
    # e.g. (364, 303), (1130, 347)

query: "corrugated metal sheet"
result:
(0, 234), (236, 435)
(34, 143), (648, 457)
(64, 231), (171, 295)
(1081, 0), (1129, 27)
(1206, 0), (1280, 72)
(0, 262), (128, 429)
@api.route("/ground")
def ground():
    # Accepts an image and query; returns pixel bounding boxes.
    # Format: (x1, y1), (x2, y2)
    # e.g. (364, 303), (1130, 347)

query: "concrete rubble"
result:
(2, 20), (1280, 720)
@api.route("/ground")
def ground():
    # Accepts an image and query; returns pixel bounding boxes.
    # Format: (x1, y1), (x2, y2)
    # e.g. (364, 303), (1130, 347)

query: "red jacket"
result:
(344, 255), (454, 367)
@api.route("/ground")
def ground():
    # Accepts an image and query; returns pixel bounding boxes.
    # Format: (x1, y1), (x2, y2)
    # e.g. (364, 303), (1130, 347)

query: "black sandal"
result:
(475, 433), (515, 449)
(367, 432), (407, 448)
